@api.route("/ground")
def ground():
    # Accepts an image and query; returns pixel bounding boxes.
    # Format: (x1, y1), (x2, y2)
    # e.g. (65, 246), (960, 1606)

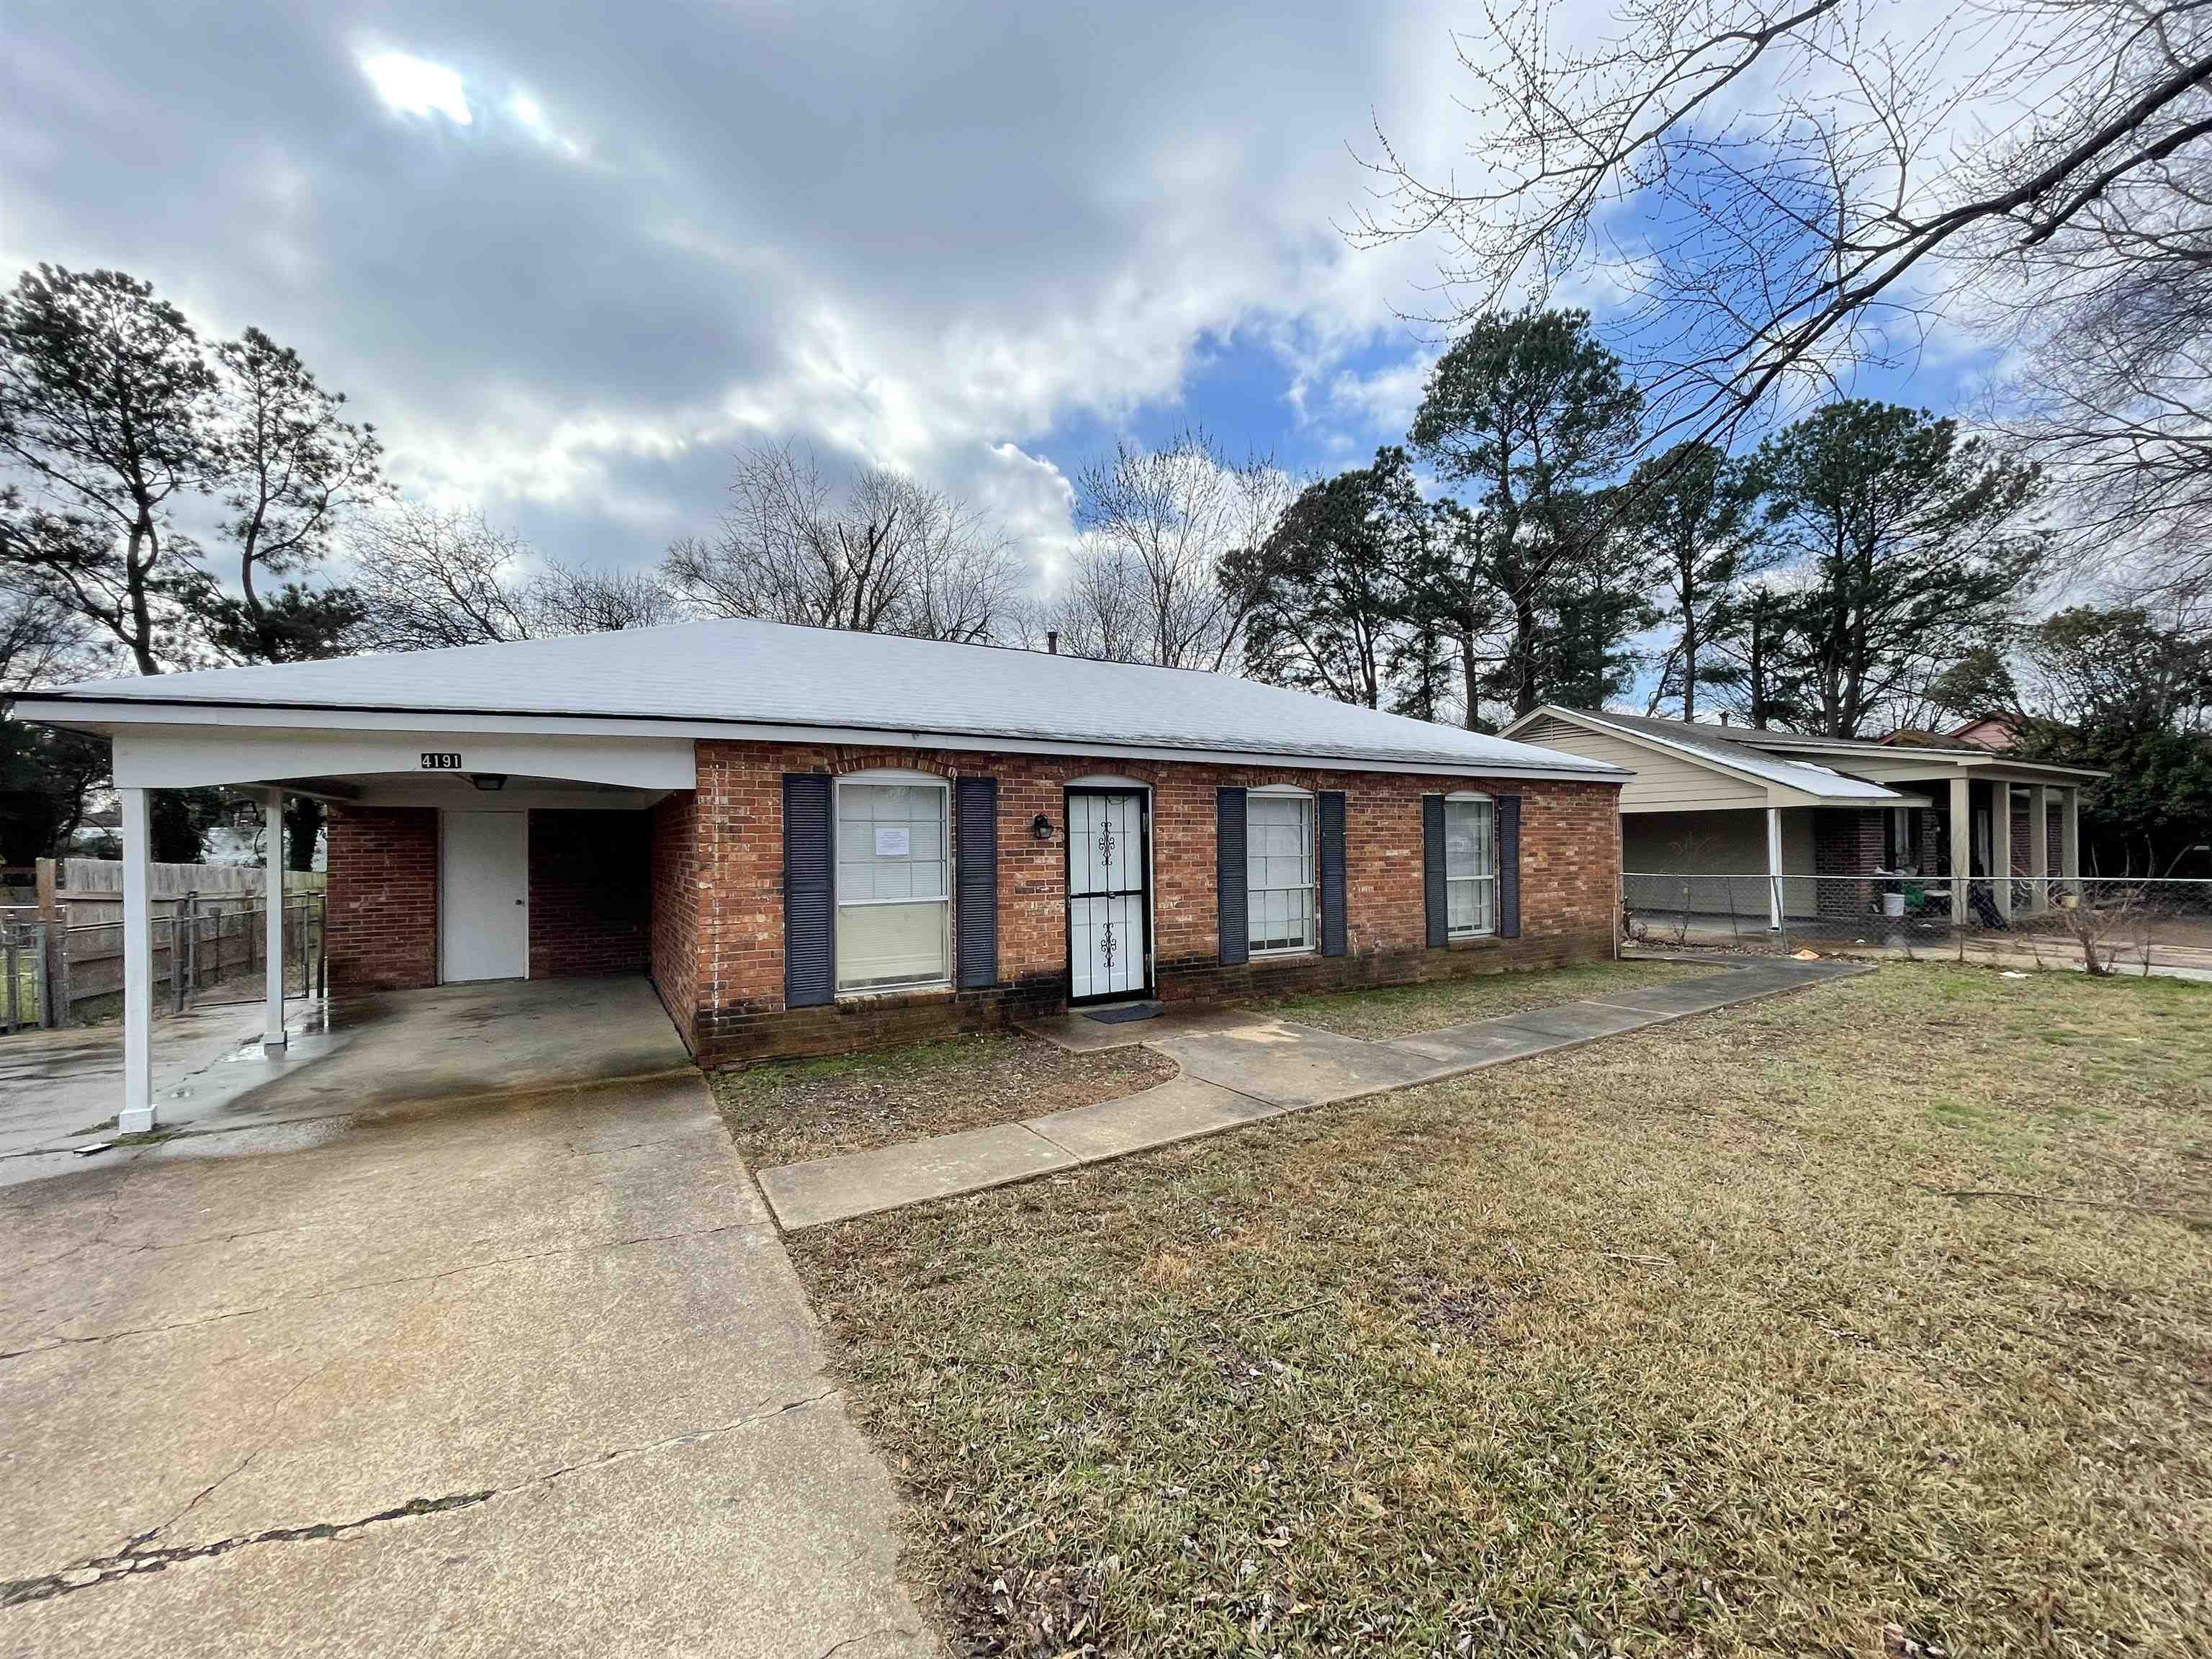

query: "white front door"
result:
(440, 811), (529, 982)
(1066, 790), (1149, 1001)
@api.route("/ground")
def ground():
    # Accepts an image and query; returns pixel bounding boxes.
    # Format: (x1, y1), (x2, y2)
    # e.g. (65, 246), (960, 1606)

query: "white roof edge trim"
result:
(1723, 733), (2109, 781)
(10, 698), (1631, 784)
(1510, 706), (1902, 801)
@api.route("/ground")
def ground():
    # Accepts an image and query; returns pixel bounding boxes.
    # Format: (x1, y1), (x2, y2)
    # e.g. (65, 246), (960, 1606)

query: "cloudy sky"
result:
(4, 1), (1980, 598)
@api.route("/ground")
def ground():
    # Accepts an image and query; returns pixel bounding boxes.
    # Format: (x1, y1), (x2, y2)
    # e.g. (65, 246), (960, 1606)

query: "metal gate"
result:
(1066, 788), (1151, 1002)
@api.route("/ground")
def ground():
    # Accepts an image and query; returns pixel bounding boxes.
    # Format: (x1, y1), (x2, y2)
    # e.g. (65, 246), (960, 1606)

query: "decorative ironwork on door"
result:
(1067, 791), (1148, 1001)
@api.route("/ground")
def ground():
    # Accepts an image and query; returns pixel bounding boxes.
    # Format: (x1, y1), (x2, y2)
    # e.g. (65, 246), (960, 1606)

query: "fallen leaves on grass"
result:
(711, 1030), (1174, 1169)
(793, 965), (2212, 1656)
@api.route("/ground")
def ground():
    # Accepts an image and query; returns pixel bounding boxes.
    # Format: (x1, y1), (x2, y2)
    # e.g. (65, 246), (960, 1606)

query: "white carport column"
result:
(1764, 806), (1784, 931)
(1990, 783), (2013, 920)
(2061, 786), (2082, 896)
(1949, 775), (1973, 922)
(119, 787), (155, 1135)
(264, 788), (287, 1053)
(2026, 783), (2050, 912)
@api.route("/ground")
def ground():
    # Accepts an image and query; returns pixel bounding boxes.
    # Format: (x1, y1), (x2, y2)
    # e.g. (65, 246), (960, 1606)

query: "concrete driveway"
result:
(0, 1069), (933, 1657)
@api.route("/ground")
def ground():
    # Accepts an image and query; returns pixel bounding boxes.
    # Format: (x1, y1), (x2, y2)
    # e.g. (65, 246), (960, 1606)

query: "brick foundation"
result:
(325, 806), (439, 994)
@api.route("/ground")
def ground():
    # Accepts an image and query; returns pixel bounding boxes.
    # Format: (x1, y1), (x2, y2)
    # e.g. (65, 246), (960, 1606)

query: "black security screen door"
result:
(1066, 788), (1151, 1002)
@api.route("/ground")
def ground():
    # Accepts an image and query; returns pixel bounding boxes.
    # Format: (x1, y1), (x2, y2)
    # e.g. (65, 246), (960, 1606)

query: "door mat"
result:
(1084, 1002), (1161, 1025)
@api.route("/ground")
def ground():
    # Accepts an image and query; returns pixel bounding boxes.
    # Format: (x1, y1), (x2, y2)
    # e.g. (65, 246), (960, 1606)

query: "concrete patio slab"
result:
(1588, 976), (1796, 1015)
(757, 1120), (1074, 1231)
(1027, 1076), (1285, 1161)
(1388, 1020), (1565, 1069)
(1488, 1001), (1660, 1041)
(0, 976), (694, 1191)
(1159, 1019), (1453, 1107)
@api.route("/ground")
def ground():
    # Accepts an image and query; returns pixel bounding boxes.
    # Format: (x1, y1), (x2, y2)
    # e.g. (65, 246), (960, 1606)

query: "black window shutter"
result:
(1422, 795), (1447, 949)
(955, 776), (999, 989)
(1497, 793), (1522, 939)
(1216, 787), (1249, 966)
(1318, 790), (1347, 958)
(783, 773), (835, 1007)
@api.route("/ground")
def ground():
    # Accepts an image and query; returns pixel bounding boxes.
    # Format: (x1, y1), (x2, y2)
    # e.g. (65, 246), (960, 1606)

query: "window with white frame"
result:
(834, 777), (950, 992)
(1444, 793), (1496, 937)
(1246, 791), (1316, 955)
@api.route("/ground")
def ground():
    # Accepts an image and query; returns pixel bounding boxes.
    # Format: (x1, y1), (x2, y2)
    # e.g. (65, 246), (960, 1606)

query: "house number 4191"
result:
(421, 752), (463, 770)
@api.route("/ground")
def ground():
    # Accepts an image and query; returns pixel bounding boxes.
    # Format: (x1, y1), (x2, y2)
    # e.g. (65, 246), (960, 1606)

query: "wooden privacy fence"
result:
(1, 896), (325, 1033)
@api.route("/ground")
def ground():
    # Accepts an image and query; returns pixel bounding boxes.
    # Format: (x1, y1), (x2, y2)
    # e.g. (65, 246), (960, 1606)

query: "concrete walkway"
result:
(757, 954), (1868, 1230)
(0, 1072), (932, 1658)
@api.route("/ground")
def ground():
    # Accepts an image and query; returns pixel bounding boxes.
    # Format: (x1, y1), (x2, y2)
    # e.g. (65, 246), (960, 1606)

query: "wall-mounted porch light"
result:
(1030, 813), (1055, 842)
(469, 773), (508, 792)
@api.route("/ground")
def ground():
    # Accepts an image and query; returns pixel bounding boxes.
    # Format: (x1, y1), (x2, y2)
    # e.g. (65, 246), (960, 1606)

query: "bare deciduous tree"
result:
(527, 559), (683, 636)
(351, 501), (673, 652)
(664, 440), (1021, 643)
(350, 503), (537, 651)
(1352, 0), (2212, 482)
(1069, 428), (1295, 670)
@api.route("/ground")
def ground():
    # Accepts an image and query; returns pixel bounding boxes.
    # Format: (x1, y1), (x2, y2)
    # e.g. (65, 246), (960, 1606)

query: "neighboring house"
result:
(1499, 706), (2104, 926)
(14, 619), (1629, 1125)
(1948, 711), (2025, 751)
(66, 803), (122, 858)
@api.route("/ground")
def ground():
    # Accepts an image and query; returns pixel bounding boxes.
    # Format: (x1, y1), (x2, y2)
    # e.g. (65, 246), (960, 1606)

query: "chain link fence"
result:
(1622, 872), (2212, 975)
(0, 893), (325, 1034)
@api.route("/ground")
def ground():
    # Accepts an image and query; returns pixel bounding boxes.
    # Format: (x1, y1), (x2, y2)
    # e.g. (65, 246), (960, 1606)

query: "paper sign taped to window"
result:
(874, 825), (912, 858)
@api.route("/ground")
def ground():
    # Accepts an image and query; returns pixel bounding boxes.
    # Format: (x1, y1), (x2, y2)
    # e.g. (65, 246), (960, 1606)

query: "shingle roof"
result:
(24, 617), (1630, 779)
(1532, 707), (1905, 801)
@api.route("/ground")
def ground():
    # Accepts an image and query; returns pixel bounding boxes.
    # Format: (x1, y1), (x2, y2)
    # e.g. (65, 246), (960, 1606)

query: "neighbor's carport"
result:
(4, 695), (696, 1133)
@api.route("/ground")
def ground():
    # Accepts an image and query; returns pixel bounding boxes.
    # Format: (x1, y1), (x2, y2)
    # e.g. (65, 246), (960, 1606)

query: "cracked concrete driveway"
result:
(0, 1073), (933, 1658)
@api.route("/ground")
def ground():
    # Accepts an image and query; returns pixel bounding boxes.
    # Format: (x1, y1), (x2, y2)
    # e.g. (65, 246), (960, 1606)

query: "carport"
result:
(4, 702), (694, 1133)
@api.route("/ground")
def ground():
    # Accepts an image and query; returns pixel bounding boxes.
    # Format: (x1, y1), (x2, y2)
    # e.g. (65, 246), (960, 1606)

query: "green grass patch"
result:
(793, 964), (2212, 1655)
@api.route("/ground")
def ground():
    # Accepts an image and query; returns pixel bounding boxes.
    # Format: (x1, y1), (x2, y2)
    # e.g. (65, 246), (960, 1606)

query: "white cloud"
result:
(359, 50), (472, 126)
(3, 2), (1552, 582)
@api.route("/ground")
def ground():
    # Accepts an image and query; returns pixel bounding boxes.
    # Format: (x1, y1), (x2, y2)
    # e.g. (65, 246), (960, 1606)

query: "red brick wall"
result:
(682, 740), (1621, 1066)
(648, 791), (701, 1052)
(325, 806), (439, 994)
(1813, 808), (1887, 916)
(528, 809), (651, 979)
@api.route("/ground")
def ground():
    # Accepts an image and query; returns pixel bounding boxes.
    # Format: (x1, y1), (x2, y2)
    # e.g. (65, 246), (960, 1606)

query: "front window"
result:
(1246, 792), (1316, 955)
(1446, 794), (1495, 937)
(835, 778), (949, 993)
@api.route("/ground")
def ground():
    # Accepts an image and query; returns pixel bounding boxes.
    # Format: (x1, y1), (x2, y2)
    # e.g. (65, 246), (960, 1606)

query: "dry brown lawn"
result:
(713, 1030), (1174, 1169)
(791, 963), (2212, 1656)
(1263, 956), (1713, 1039)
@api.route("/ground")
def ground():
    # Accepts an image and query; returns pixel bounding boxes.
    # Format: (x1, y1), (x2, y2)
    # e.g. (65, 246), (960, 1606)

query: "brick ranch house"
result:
(14, 619), (1629, 1130)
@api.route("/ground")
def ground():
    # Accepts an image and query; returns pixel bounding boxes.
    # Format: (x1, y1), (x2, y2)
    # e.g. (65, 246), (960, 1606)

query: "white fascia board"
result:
(1766, 743), (2106, 785)
(29, 699), (1632, 786)
(111, 725), (697, 791)
(1974, 759), (2111, 783)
